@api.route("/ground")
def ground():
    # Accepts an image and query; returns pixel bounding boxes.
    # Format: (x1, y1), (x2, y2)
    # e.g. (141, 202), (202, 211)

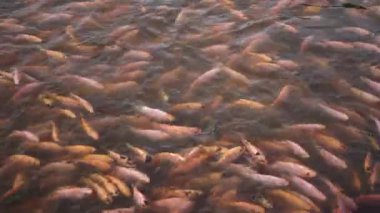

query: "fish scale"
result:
(0, 0), (379, 212)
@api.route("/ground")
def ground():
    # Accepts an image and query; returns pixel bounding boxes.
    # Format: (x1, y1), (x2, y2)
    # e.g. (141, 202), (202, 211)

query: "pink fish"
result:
(61, 74), (104, 89)
(318, 103), (349, 121)
(151, 197), (194, 213)
(319, 148), (348, 170)
(131, 128), (171, 141)
(111, 166), (150, 184)
(136, 106), (175, 122)
(7, 130), (39, 143)
(289, 176), (326, 201)
(132, 185), (147, 207)
(47, 187), (93, 201)
(11, 82), (45, 103)
(153, 123), (201, 138)
(189, 67), (221, 91)
(361, 76), (380, 95)
(268, 161), (316, 178)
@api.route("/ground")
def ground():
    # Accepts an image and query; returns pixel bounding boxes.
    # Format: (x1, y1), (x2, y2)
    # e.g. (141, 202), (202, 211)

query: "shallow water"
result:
(0, 0), (380, 212)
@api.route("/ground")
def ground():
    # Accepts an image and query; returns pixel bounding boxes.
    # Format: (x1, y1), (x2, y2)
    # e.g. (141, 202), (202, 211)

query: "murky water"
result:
(0, 0), (380, 212)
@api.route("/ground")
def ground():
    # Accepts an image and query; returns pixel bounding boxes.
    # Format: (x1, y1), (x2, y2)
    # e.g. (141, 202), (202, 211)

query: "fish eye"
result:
(221, 172), (232, 178)
(252, 194), (263, 201)
(145, 155), (153, 163)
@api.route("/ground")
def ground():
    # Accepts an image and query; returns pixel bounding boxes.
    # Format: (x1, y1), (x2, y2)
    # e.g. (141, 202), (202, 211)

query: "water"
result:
(0, 0), (380, 212)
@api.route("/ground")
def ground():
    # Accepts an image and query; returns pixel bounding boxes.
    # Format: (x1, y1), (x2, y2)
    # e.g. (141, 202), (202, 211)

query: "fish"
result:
(51, 94), (81, 108)
(318, 103), (349, 121)
(132, 185), (147, 207)
(22, 141), (64, 155)
(230, 99), (266, 110)
(364, 152), (373, 173)
(318, 148), (348, 170)
(89, 173), (119, 196)
(122, 50), (152, 61)
(111, 166), (150, 185)
(0, 154), (40, 178)
(47, 186), (93, 201)
(39, 173), (76, 192)
(285, 123), (326, 131)
(246, 173), (289, 188)
(170, 102), (204, 113)
(11, 68), (21, 85)
(8, 130), (39, 143)
(108, 151), (133, 167)
(202, 44), (230, 58)
(130, 128), (170, 141)
(152, 123), (201, 138)
(77, 158), (112, 172)
(105, 175), (132, 198)
(222, 65), (250, 85)
(355, 194), (380, 206)
(136, 106), (175, 122)
(57, 109), (77, 119)
(187, 66), (222, 94)
(70, 93), (94, 113)
(39, 47), (68, 63)
(350, 86), (380, 104)
(65, 145), (96, 156)
(152, 152), (185, 165)
(150, 197), (194, 213)
(59, 74), (105, 91)
(223, 163), (288, 188)
(51, 121), (59, 142)
(0, 172), (26, 200)
(82, 154), (114, 164)
(126, 143), (151, 163)
(288, 176), (326, 201)
(81, 177), (112, 204)
(38, 162), (77, 176)
(240, 138), (267, 165)
(14, 34), (42, 44)
(314, 133), (347, 153)
(0, 1), (379, 212)
(278, 140), (310, 159)
(169, 149), (211, 176)
(266, 189), (313, 211)
(271, 85), (297, 106)
(11, 82), (45, 103)
(80, 116), (99, 140)
(151, 187), (202, 200)
(267, 161), (316, 178)
(102, 208), (135, 213)
(223, 201), (265, 213)
(216, 146), (244, 164)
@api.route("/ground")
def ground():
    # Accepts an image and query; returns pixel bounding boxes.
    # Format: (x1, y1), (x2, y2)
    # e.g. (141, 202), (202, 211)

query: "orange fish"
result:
(80, 116), (99, 140)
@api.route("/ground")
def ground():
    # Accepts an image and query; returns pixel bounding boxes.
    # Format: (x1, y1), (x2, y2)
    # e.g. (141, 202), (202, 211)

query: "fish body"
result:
(111, 166), (150, 184)
(289, 176), (326, 201)
(241, 138), (267, 165)
(268, 161), (316, 178)
(47, 186), (93, 201)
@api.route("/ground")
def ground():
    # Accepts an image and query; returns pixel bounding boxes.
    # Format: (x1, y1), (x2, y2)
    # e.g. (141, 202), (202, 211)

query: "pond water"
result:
(0, 0), (380, 212)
